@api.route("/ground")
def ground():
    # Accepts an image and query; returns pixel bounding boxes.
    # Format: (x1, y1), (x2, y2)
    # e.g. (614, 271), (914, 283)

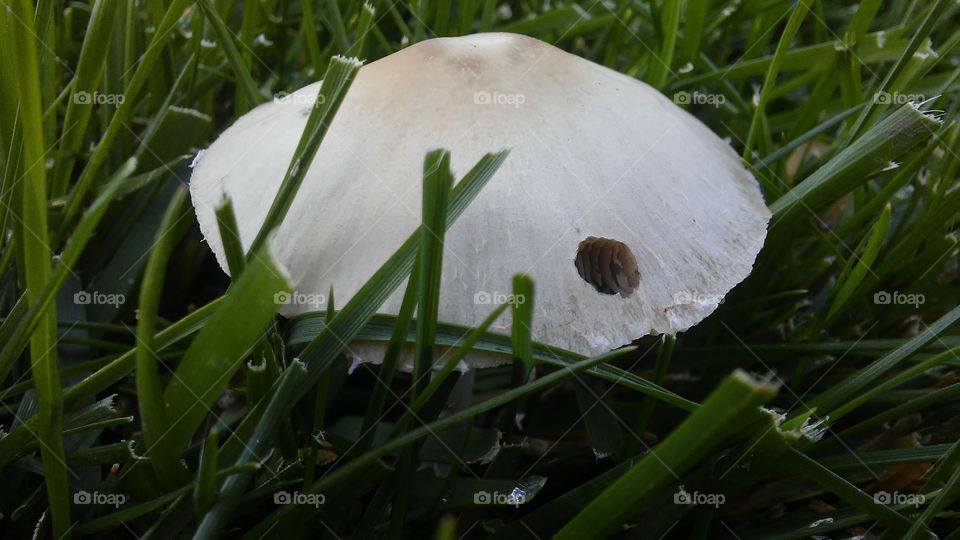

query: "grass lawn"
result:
(0, 0), (958, 538)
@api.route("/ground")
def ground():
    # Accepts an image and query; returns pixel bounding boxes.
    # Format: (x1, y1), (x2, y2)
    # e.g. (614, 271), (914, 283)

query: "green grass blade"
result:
(646, 0), (681, 88)
(194, 428), (220, 520)
(413, 149), (454, 394)
(161, 240), (291, 453)
(784, 447), (915, 531)
(0, 2), (69, 534)
(215, 196), (245, 276)
(511, 274), (535, 373)
(742, 0), (811, 160)
(247, 55), (363, 257)
(196, 0), (265, 107)
(769, 104), (941, 222)
(825, 203), (892, 322)
(135, 186), (190, 487)
(798, 305), (960, 421)
(195, 360), (308, 539)
(556, 371), (778, 539)
(50, 0), (117, 197)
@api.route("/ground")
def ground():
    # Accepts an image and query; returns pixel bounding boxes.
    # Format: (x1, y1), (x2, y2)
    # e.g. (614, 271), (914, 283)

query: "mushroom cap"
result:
(190, 33), (770, 360)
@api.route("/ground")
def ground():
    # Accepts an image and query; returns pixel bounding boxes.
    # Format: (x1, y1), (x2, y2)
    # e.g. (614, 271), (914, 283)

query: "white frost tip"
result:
(254, 34), (273, 47)
(190, 149), (206, 169)
(809, 518), (834, 528)
(799, 416), (828, 442)
(331, 55), (364, 67)
(347, 355), (363, 375)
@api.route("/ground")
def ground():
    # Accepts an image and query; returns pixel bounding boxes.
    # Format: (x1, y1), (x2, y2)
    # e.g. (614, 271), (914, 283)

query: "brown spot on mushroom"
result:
(575, 237), (640, 297)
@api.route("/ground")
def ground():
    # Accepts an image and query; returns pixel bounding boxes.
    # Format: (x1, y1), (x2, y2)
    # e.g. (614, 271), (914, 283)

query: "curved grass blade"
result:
(556, 371), (778, 539)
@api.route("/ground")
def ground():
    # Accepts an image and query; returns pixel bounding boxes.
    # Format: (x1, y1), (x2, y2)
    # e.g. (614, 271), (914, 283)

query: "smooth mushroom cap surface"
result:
(190, 32), (771, 361)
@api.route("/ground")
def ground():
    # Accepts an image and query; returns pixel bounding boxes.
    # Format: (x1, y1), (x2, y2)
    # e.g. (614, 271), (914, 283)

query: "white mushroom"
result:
(190, 32), (770, 366)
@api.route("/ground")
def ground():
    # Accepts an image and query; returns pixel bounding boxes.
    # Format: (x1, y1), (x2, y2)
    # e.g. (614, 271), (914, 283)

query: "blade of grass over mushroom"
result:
(413, 149), (454, 395)
(769, 103), (941, 223)
(136, 186), (190, 487)
(215, 197), (245, 276)
(357, 262), (421, 452)
(246, 55), (363, 258)
(161, 240), (291, 453)
(201, 150), (509, 535)
(243, 347), (637, 536)
(0, 3), (69, 535)
(511, 274), (535, 373)
(195, 0), (264, 108)
(287, 313), (697, 411)
(742, 0), (811, 161)
(555, 371), (779, 540)
(394, 303), (509, 434)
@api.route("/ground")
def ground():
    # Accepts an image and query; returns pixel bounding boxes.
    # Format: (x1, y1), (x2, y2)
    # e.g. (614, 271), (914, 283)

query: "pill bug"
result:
(574, 236), (641, 297)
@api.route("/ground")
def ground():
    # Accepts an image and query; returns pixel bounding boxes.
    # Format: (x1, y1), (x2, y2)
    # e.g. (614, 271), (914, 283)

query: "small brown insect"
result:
(574, 237), (641, 297)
